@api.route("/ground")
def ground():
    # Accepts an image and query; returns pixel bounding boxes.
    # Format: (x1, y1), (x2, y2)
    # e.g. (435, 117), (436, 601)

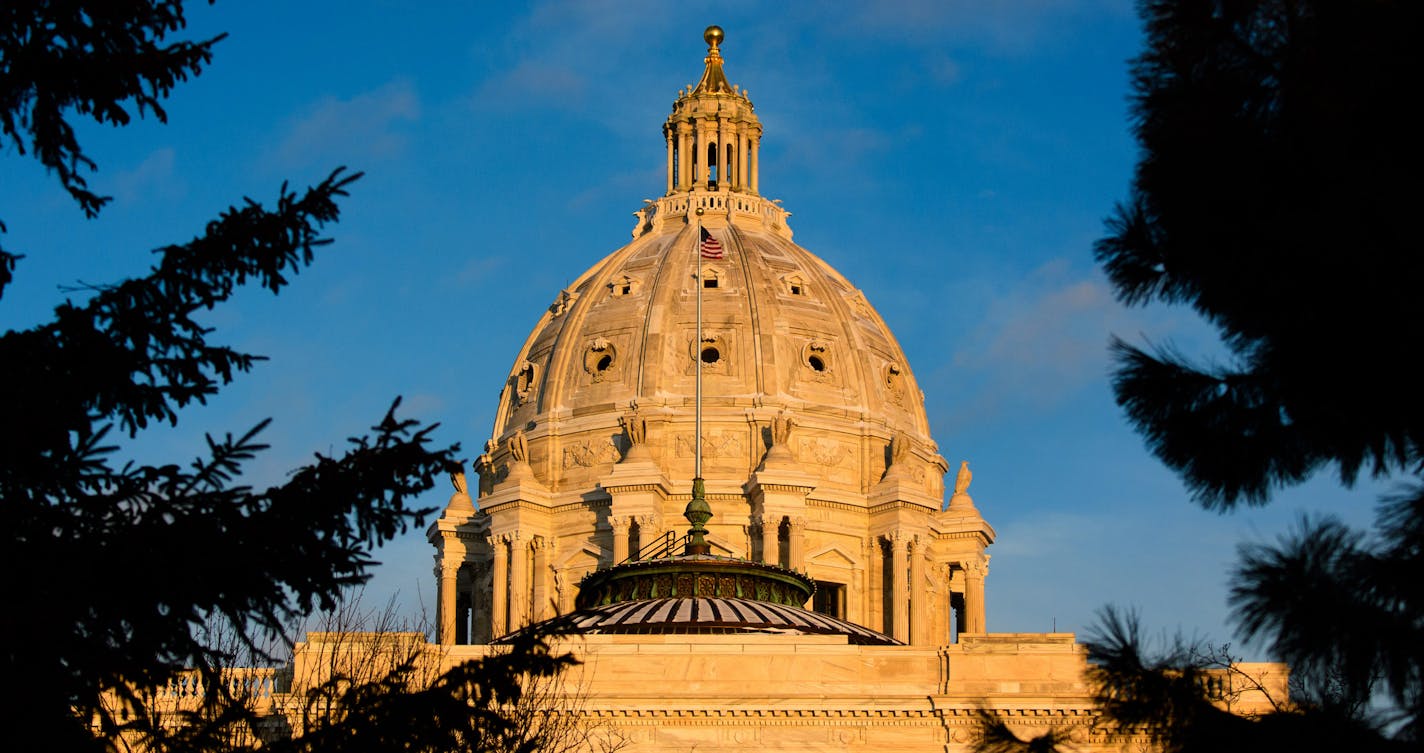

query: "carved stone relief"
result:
(561, 439), (621, 469)
(675, 432), (744, 459)
(799, 438), (851, 469)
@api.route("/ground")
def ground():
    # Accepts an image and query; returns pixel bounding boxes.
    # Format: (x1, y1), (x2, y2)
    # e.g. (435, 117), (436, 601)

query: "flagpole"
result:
(694, 208), (704, 481)
(683, 206), (712, 556)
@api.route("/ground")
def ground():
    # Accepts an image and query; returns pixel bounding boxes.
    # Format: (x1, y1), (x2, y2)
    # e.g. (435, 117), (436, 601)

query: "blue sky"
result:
(1, 1), (1382, 654)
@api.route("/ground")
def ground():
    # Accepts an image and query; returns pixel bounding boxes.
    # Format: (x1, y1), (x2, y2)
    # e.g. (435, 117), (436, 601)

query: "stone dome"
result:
(486, 209), (940, 497)
(433, 27), (992, 651)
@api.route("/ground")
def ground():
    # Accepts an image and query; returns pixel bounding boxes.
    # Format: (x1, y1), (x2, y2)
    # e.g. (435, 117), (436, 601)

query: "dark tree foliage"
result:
(137, 628), (582, 753)
(1081, 608), (1403, 753)
(1231, 487), (1424, 739)
(1089, 0), (1424, 747)
(1, 0), (225, 294)
(0, 3), (595, 752)
(1096, 0), (1422, 508)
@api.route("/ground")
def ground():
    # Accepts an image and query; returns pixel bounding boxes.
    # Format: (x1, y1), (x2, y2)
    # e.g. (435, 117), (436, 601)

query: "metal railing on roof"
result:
(617, 531), (690, 565)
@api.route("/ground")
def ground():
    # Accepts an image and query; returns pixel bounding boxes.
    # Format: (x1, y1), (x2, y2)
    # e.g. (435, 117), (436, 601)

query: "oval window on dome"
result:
(583, 339), (618, 383)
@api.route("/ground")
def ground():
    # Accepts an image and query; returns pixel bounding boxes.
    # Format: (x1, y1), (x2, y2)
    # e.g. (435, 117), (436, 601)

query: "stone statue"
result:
(621, 413), (646, 445)
(507, 429), (529, 463)
(947, 460), (977, 512)
(954, 461), (972, 496)
(770, 411), (794, 447)
(446, 464), (475, 513)
(890, 431), (911, 467)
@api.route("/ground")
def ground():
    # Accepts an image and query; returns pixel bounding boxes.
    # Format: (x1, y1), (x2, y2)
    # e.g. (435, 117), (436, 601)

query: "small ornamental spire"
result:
(693, 25), (732, 94)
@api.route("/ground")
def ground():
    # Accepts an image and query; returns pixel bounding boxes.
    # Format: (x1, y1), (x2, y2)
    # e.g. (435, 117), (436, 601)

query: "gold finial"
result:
(703, 25), (724, 50)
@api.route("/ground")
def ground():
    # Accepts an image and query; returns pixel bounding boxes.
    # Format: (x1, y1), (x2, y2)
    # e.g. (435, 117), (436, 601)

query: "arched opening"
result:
(726, 143), (735, 187)
(706, 142), (719, 188)
(671, 142), (680, 189)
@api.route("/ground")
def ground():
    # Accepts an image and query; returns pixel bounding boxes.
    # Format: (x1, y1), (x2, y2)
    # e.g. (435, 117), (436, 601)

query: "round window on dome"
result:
(801, 340), (833, 380)
(583, 339), (618, 383)
(701, 346), (720, 364)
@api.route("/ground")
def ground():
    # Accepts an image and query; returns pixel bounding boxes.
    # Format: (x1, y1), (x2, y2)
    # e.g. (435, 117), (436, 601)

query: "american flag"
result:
(699, 227), (725, 259)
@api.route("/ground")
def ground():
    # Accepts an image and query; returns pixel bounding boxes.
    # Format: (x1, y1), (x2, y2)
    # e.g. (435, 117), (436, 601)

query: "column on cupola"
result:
(890, 531), (909, 643)
(910, 537), (927, 645)
(716, 119), (726, 188)
(750, 134), (761, 194)
(691, 123), (704, 188)
(683, 123), (694, 190)
(737, 127), (749, 191)
(489, 533), (508, 638)
(665, 126), (675, 194)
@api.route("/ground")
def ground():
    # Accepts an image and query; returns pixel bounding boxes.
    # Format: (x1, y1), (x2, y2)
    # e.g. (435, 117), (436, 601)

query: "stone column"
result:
(891, 531), (909, 643)
(850, 565), (865, 625)
(910, 539), (927, 645)
(693, 125), (705, 188)
(490, 534), (508, 638)
(715, 121), (723, 187)
(665, 130), (675, 193)
(865, 536), (881, 633)
(750, 135), (761, 194)
(964, 559), (987, 634)
(760, 515), (779, 566)
(788, 516), (807, 570)
(437, 560), (460, 646)
(634, 514), (660, 558)
(610, 516), (630, 565)
(532, 536), (552, 622)
(683, 124), (694, 189)
(508, 533), (528, 630)
(738, 129), (749, 190)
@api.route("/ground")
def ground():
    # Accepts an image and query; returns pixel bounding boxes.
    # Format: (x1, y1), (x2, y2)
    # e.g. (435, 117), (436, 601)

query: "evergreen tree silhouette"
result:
(1088, 0), (1423, 748)
(1, 4), (596, 751)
